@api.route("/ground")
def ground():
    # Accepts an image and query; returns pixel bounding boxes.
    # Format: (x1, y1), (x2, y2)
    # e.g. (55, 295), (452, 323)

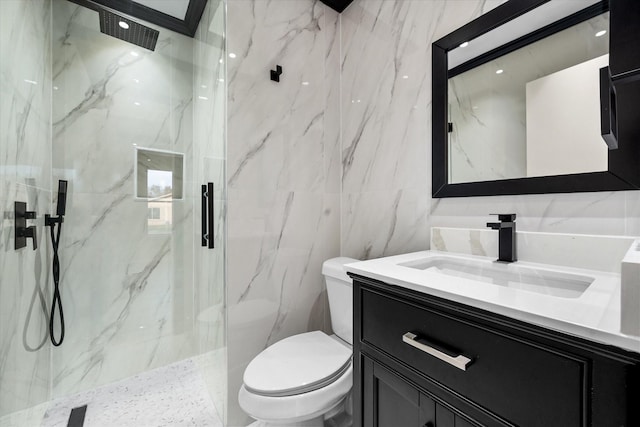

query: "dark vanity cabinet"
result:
(351, 274), (640, 427)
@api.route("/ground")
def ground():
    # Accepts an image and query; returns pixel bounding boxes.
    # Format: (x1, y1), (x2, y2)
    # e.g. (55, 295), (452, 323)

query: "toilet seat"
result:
(243, 331), (352, 397)
(239, 359), (353, 425)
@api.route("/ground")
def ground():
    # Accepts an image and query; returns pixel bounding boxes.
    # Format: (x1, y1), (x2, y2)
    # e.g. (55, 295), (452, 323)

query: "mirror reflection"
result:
(447, 11), (609, 184)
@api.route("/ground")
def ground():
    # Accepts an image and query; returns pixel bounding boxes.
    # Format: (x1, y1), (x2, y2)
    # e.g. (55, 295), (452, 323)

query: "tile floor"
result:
(40, 357), (223, 427)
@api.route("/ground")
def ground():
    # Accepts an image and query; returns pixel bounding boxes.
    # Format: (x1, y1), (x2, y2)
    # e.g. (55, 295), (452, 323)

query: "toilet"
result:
(238, 257), (358, 427)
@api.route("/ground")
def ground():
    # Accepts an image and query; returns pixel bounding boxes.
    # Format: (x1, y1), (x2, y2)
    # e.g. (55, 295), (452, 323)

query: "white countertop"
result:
(345, 250), (640, 354)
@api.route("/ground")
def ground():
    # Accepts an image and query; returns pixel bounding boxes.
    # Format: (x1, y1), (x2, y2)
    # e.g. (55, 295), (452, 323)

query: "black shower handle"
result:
(207, 182), (215, 249)
(201, 185), (207, 247)
(21, 226), (37, 250)
(201, 183), (215, 249)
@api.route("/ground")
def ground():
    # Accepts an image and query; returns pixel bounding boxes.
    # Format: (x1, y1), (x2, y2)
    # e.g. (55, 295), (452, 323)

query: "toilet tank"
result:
(322, 257), (359, 345)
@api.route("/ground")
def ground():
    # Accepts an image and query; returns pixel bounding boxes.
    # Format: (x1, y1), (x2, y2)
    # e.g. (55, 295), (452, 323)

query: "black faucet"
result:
(486, 214), (517, 263)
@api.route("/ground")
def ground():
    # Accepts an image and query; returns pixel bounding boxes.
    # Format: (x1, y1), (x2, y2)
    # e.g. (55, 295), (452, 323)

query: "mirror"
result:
(432, 0), (639, 197)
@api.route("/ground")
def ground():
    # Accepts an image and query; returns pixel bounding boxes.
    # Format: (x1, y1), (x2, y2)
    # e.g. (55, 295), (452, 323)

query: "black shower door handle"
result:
(207, 182), (215, 249)
(600, 66), (619, 150)
(201, 185), (208, 247)
(201, 183), (215, 249)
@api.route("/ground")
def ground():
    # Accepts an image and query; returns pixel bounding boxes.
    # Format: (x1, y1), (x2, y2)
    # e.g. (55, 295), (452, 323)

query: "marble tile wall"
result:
(226, 0), (341, 424)
(339, 0), (640, 261)
(50, 0), (204, 399)
(0, 0), (53, 421)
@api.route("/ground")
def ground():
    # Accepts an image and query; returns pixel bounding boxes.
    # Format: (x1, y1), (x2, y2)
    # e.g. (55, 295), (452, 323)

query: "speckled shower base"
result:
(40, 358), (223, 427)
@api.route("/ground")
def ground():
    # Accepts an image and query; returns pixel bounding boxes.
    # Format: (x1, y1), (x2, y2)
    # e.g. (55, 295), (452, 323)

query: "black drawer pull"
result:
(402, 332), (472, 371)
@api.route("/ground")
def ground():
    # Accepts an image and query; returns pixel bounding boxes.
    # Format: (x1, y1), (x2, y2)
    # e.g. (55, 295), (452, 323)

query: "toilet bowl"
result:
(238, 257), (358, 427)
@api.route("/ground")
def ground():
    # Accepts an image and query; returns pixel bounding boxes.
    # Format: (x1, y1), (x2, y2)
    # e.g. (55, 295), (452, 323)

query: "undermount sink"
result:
(399, 256), (595, 299)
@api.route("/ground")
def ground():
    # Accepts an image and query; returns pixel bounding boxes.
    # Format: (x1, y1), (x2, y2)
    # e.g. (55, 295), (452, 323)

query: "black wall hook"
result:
(270, 65), (283, 82)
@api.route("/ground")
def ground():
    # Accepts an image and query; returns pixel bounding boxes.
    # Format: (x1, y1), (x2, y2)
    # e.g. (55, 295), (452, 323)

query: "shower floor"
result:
(39, 355), (223, 427)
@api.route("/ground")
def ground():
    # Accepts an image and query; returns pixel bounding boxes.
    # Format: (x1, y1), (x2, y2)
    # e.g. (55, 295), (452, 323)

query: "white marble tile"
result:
(430, 191), (631, 237)
(339, 0), (506, 260)
(0, 184), (52, 418)
(226, 1), (341, 423)
(0, 0), (52, 193)
(341, 190), (430, 260)
(0, 0), (53, 418)
(626, 192), (640, 237)
(52, 3), (194, 196)
(431, 226), (635, 274)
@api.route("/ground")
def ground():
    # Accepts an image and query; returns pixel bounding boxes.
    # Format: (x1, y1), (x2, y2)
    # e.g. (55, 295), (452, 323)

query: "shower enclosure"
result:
(0, 0), (226, 424)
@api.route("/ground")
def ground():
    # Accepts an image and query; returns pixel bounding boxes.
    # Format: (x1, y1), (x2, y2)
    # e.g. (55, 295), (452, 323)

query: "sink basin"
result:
(399, 256), (594, 299)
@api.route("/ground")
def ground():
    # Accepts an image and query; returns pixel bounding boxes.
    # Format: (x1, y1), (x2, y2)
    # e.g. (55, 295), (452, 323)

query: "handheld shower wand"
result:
(46, 180), (68, 346)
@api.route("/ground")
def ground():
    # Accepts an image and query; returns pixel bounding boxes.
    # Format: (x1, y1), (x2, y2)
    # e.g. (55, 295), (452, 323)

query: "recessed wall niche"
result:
(135, 148), (184, 200)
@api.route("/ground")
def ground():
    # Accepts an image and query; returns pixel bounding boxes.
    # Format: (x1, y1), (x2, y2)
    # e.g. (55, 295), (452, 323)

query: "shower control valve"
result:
(15, 201), (37, 250)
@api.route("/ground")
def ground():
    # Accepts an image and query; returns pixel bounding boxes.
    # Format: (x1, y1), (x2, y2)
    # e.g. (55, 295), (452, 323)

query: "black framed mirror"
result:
(432, 0), (640, 198)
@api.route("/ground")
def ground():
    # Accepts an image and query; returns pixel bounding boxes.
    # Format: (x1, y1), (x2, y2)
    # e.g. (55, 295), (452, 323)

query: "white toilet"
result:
(238, 257), (358, 427)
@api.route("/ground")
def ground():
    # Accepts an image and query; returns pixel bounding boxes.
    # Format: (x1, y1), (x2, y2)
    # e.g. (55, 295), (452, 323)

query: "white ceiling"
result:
(133, 0), (190, 20)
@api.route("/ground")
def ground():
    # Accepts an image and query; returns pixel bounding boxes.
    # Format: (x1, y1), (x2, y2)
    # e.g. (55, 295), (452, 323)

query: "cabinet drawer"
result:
(361, 288), (587, 427)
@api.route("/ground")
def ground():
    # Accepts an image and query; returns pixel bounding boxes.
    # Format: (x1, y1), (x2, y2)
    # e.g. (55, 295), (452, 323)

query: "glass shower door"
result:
(0, 0), (225, 425)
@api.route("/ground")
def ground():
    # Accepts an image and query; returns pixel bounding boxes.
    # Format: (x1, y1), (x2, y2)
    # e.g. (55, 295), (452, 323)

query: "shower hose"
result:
(49, 220), (65, 346)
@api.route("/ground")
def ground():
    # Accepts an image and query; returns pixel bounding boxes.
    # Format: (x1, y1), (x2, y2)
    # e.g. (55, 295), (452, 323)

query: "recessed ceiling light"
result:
(302, 81), (310, 86)
(218, 78), (225, 82)
(219, 58), (224, 64)
(228, 53), (237, 58)
(595, 30), (607, 37)
(199, 96), (209, 100)
(459, 41), (469, 48)
(134, 101), (141, 106)
(402, 75), (409, 79)
(24, 79), (37, 85)
(496, 69), (504, 74)
(130, 51), (139, 57)
(119, 21), (129, 30)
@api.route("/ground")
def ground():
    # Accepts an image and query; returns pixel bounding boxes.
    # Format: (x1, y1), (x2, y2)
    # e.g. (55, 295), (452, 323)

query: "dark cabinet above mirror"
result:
(432, 0), (640, 198)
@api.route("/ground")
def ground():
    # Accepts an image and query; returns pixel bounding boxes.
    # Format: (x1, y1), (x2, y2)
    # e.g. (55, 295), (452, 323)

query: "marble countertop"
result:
(345, 250), (640, 354)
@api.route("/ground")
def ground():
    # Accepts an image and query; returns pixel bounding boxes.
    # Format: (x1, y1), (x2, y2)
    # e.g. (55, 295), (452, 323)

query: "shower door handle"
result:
(201, 185), (208, 247)
(207, 182), (215, 249)
(201, 183), (215, 249)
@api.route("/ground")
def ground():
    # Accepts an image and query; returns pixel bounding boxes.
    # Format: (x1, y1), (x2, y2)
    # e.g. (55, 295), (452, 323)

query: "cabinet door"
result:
(363, 356), (426, 426)
(610, 0), (640, 79)
(435, 403), (477, 427)
(363, 356), (477, 427)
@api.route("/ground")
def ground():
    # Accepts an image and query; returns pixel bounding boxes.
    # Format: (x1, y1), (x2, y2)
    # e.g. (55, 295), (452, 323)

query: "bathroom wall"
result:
(225, 0), (341, 424)
(340, 0), (640, 261)
(0, 0), (53, 421)
(50, 0), (203, 398)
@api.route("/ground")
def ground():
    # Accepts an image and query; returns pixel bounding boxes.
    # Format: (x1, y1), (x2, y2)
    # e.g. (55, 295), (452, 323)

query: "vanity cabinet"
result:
(351, 274), (640, 427)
